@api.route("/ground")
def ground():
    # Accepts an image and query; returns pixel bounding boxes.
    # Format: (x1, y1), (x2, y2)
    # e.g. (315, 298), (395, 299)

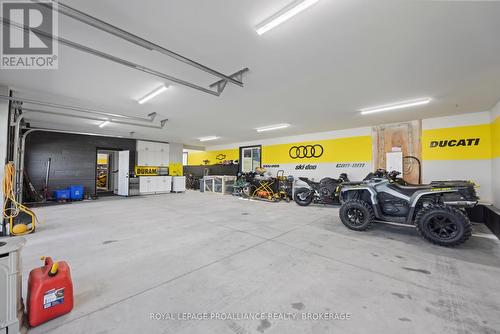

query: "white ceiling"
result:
(2, 0), (500, 146)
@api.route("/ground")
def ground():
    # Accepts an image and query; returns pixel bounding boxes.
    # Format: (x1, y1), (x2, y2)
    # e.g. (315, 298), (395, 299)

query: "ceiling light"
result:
(359, 98), (432, 115)
(256, 124), (290, 132)
(138, 85), (168, 104)
(199, 136), (219, 142)
(256, 0), (320, 35)
(99, 120), (110, 128)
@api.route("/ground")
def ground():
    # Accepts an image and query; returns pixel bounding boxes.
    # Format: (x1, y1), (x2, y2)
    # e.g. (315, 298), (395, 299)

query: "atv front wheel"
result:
(339, 199), (374, 231)
(294, 188), (314, 206)
(415, 205), (472, 247)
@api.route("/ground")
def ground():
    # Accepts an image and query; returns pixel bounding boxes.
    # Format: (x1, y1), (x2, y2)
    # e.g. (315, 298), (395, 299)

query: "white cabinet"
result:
(139, 176), (152, 193)
(139, 176), (172, 194)
(136, 141), (169, 166)
(172, 176), (186, 192)
(160, 176), (172, 192)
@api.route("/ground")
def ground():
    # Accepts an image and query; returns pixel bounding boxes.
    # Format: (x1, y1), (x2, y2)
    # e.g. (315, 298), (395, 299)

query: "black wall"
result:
(183, 164), (239, 178)
(24, 132), (136, 196)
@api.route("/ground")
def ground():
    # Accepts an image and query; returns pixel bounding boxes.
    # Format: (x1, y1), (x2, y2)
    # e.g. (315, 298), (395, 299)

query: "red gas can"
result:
(27, 257), (74, 327)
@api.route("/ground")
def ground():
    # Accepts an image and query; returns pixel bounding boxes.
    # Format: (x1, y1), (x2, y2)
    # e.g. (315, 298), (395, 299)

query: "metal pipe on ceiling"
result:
(21, 108), (167, 129)
(1, 18), (221, 96)
(37, 0), (244, 88)
(0, 94), (157, 123)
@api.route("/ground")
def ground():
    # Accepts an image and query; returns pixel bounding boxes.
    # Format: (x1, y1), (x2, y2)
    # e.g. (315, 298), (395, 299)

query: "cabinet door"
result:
(137, 140), (148, 152)
(160, 144), (170, 166)
(151, 151), (161, 166)
(139, 177), (149, 193)
(153, 177), (162, 193)
(164, 176), (172, 192)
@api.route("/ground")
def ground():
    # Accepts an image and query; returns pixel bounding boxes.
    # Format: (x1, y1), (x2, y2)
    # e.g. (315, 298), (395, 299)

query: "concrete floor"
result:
(17, 191), (500, 334)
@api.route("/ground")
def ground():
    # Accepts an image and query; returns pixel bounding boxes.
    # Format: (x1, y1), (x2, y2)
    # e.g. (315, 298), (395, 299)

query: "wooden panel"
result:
(373, 120), (422, 184)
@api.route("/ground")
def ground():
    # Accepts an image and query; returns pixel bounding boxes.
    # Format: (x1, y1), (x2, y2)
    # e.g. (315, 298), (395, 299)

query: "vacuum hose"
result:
(2, 162), (37, 235)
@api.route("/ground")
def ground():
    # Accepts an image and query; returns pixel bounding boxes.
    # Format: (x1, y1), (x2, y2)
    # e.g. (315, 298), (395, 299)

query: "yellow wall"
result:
(187, 116), (497, 166)
(493, 115), (500, 159)
(187, 148), (239, 165)
(422, 124), (492, 160)
(261, 136), (372, 164)
(186, 135), (372, 166)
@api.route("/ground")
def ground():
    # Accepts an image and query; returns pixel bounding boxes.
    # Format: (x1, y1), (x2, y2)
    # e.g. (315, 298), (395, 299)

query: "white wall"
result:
(208, 126), (372, 151)
(0, 86), (10, 234)
(493, 159), (500, 208)
(168, 142), (184, 164)
(422, 111), (491, 130)
(491, 101), (500, 208)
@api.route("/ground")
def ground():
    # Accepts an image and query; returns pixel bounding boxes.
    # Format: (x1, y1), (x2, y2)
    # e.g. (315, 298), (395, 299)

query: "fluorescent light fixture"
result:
(138, 85), (168, 104)
(359, 98), (432, 115)
(256, 123), (290, 132)
(99, 120), (110, 128)
(256, 0), (320, 35)
(198, 136), (219, 142)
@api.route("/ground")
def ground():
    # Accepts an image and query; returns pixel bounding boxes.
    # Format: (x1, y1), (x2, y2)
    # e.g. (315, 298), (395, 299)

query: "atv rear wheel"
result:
(415, 205), (472, 247)
(294, 188), (314, 206)
(339, 199), (374, 231)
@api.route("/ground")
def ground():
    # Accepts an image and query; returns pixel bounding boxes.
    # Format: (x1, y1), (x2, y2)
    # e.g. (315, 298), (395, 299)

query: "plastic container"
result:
(27, 257), (74, 327)
(69, 185), (84, 200)
(53, 189), (70, 201)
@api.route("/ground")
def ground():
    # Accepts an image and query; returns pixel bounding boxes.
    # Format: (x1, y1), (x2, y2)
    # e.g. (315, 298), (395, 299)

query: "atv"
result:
(294, 173), (350, 206)
(338, 170), (478, 247)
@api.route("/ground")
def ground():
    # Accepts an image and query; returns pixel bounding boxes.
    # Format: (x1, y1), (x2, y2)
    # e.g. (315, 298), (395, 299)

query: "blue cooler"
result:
(54, 189), (70, 201)
(69, 185), (84, 200)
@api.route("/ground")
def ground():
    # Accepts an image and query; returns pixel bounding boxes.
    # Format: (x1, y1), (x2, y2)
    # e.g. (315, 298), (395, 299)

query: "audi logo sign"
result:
(289, 145), (324, 159)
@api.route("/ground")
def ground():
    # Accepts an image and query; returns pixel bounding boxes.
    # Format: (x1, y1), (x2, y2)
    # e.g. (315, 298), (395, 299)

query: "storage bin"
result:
(54, 189), (70, 201)
(69, 185), (84, 200)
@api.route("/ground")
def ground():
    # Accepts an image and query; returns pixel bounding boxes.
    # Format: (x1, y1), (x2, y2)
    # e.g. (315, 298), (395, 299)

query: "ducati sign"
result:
(289, 145), (324, 159)
(429, 138), (480, 148)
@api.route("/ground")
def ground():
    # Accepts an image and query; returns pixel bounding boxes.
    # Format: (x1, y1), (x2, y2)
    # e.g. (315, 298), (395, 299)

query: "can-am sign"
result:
(1, 0), (58, 69)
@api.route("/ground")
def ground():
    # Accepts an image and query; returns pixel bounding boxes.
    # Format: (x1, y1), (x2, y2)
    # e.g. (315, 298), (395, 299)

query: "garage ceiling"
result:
(2, 0), (500, 146)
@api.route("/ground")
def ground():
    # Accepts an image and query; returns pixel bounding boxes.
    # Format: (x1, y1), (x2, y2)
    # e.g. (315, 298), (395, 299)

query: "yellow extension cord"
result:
(2, 162), (37, 235)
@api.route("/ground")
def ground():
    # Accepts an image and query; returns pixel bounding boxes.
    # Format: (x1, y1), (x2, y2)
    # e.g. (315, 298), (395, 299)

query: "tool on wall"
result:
(2, 162), (38, 235)
(43, 158), (52, 200)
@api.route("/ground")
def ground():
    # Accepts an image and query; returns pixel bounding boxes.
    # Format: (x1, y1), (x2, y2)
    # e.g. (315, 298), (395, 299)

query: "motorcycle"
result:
(294, 173), (350, 206)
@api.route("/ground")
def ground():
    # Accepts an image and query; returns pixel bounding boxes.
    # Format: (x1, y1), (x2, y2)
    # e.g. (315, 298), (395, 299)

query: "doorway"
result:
(96, 149), (119, 196)
(372, 121), (422, 184)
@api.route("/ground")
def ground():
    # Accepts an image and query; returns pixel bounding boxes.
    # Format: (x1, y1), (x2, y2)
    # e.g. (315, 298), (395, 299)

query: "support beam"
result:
(39, 0), (244, 87)
(1, 18), (221, 96)
(0, 94), (156, 123)
(0, 86), (9, 235)
(21, 108), (168, 129)
(209, 68), (250, 94)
